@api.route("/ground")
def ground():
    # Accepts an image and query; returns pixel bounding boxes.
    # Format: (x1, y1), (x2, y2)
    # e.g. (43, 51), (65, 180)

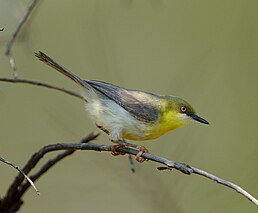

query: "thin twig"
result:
(17, 132), (100, 199)
(192, 168), (258, 205)
(6, 53), (18, 78)
(0, 78), (84, 100)
(3, 132), (100, 207)
(4, 142), (258, 207)
(128, 155), (135, 173)
(0, 156), (39, 195)
(6, 0), (39, 55)
(158, 166), (258, 206)
(5, 0), (40, 78)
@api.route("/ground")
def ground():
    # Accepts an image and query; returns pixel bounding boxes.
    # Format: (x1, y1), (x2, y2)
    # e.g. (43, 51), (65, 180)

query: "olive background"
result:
(0, 1), (257, 213)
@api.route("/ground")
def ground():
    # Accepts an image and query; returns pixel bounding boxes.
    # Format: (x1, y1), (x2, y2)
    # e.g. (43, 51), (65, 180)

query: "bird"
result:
(35, 51), (209, 162)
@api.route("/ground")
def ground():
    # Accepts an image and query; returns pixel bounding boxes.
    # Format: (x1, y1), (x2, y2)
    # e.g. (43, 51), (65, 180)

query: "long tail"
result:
(35, 51), (88, 88)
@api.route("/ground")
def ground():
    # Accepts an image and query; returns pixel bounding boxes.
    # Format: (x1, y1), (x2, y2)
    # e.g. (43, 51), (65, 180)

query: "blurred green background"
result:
(0, 0), (257, 212)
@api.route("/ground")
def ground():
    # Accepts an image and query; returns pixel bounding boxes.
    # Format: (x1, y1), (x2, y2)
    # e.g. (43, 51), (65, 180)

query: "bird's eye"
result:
(180, 106), (187, 113)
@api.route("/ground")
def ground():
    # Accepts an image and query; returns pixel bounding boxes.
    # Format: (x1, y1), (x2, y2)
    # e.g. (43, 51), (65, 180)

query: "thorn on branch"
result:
(157, 163), (193, 175)
(157, 166), (172, 171)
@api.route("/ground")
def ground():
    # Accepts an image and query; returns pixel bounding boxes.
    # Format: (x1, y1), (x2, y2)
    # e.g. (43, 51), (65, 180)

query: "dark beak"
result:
(190, 114), (209, 125)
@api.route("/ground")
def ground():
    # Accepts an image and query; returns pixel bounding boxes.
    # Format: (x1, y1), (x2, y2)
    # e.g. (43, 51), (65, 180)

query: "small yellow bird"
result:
(35, 51), (209, 161)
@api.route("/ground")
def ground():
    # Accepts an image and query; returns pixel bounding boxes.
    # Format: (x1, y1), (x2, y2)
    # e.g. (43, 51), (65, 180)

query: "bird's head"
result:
(161, 96), (209, 130)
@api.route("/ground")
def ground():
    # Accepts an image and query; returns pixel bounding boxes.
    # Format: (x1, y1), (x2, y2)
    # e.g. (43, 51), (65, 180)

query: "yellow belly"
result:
(121, 130), (163, 141)
(120, 110), (188, 141)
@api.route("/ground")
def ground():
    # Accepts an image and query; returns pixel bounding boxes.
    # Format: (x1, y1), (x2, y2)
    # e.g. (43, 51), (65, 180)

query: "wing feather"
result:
(86, 80), (161, 122)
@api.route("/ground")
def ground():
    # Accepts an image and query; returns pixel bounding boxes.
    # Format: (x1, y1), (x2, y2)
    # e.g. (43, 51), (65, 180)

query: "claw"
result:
(135, 146), (149, 163)
(111, 144), (126, 156)
(110, 140), (149, 162)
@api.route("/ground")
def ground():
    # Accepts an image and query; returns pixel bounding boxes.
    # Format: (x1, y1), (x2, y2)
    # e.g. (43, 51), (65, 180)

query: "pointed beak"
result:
(190, 114), (209, 125)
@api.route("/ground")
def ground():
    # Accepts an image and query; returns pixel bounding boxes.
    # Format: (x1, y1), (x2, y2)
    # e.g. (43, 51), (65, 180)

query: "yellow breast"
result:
(121, 109), (189, 141)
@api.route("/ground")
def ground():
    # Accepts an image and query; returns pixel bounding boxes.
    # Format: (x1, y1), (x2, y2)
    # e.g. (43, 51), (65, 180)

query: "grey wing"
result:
(85, 80), (161, 122)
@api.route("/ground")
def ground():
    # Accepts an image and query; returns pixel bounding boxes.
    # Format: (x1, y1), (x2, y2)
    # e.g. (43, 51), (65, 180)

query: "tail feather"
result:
(35, 51), (88, 88)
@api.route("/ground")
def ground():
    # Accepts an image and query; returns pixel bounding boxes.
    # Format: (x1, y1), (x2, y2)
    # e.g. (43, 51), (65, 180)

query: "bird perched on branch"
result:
(35, 51), (209, 162)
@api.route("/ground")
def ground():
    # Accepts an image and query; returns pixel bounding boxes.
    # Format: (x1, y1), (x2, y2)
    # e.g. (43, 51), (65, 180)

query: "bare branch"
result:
(158, 167), (258, 206)
(0, 77), (84, 100)
(191, 168), (258, 206)
(6, 0), (39, 55)
(4, 139), (258, 208)
(17, 132), (100, 198)
(3, 132), (100, 208)
(5, 0), (40, 78)
(0, 157), (39, 195)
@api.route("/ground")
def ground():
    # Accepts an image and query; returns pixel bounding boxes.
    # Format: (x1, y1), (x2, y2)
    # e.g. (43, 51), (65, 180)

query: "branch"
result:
(17, 132), (100, 198)
(158, 167), (258, 206)
(4, 139), (258, 208)
(2, 132), (100, 211)
(0, 77), (84, 100)
(5, 0), (40, 78)
(0, 157), (39, 195)
(191, 168), (258, 206)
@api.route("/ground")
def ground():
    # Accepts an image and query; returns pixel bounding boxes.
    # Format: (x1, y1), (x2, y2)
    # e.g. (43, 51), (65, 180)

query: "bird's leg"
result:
(109, 129), (128, 156)
(95, 126), (126, 156)
(117, 139), (149, 163)
(109, 130), (149, 162)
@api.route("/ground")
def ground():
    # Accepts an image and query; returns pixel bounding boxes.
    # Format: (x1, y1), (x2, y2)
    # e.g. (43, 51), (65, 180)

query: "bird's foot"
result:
(111, 144), (126, 156)
(135, 146), (149, 163)
(110, 139), (149, 163)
